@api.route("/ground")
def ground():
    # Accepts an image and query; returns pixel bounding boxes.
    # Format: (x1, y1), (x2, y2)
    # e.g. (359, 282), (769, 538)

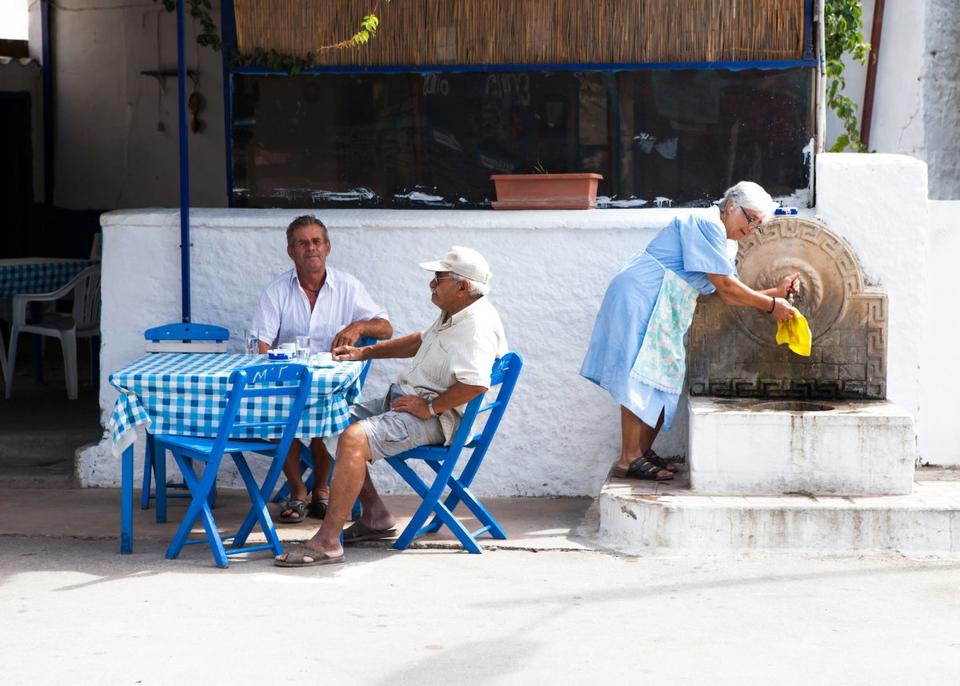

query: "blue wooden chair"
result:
(156, 362), (313, 567)
(272, 336), (376, 514)
(385, 352), (523, 554)
(140, 322), (230, 522)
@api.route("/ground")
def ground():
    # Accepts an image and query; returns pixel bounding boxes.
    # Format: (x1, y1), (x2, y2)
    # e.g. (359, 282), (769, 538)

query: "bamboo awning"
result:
(234, 0), (808, 66)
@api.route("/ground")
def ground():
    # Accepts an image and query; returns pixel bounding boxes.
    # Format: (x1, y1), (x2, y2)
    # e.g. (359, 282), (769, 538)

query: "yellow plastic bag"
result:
(776, 308), (812, 356)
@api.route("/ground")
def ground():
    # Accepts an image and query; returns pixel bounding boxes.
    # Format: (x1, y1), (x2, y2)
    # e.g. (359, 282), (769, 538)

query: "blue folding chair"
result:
(385, 352), (523, 554)
(140, 323), (230, 522)
(155, 362), (313, 568)
(272, 336), (376, 515)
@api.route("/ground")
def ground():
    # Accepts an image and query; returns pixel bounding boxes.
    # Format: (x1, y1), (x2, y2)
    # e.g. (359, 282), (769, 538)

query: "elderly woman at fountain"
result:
(580, 181), (799, 480)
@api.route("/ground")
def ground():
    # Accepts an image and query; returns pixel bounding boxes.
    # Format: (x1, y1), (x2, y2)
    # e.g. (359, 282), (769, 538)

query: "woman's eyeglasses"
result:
(739, 204), (763, 233)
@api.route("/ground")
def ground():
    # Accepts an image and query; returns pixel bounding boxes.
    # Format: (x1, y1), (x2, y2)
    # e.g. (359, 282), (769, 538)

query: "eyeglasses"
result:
(739, 204), (763, 233)
(432, 274), (457, 284)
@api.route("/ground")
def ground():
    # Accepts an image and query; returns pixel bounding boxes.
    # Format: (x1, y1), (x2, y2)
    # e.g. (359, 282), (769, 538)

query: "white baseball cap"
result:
(419, 246), (492, 285)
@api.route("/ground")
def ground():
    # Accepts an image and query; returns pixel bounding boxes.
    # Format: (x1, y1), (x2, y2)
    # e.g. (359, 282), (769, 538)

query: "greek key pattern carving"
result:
(688, 218), (886, 400)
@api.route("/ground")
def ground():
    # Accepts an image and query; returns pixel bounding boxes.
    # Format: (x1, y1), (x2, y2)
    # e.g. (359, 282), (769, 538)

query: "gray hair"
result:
(719, 181), (778, 221)
(451, 273), (490, 297)
(286, 215), (329, 247)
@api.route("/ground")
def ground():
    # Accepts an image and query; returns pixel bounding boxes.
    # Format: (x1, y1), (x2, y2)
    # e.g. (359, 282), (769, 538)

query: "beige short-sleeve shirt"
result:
(396, 296), (508, 443)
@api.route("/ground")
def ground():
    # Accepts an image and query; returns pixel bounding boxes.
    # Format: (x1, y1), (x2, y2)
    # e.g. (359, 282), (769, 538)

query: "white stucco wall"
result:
(924, 0), (960, 199)
(81, 206), (694, 495)
(814, 153), (927, 426)
(921, 200), (960, 465)
(824, 0), (960, 199)
(33, 0), (226, 209)
(80, 153), (952, 493)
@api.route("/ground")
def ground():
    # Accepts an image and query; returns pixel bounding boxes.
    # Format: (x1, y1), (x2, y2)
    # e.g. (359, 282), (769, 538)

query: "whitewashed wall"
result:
(824, 0), (960, 199)
(921, 200), (960, 465)
(79, 154), (952, 494)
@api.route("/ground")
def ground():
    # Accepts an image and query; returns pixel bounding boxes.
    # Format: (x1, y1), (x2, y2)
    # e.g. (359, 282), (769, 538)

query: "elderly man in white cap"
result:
(275, 246), (508, 567)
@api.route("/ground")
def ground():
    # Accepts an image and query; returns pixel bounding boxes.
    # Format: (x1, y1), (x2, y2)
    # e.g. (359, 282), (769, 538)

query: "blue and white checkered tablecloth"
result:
(108, 353), (363, 456)
(0, 258), (96, 298)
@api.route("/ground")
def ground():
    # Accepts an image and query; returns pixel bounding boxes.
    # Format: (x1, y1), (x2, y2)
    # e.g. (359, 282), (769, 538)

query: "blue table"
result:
(108, 352), (363, 553)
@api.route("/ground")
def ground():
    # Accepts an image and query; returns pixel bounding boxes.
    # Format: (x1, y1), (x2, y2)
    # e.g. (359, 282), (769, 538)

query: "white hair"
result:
(719, 181), (778, 221)
(451, 273), (490, 297)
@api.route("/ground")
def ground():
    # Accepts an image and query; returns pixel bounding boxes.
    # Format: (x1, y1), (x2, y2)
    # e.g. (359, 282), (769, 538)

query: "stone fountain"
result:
(685, 216), (915, 495)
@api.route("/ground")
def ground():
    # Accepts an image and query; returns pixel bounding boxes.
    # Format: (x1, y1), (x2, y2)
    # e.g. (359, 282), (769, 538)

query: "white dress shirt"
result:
(252, 267), (388, 352)
(396, 296), (508, 443)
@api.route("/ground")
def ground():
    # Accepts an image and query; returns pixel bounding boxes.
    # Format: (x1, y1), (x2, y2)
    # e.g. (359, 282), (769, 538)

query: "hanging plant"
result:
(824, 0), (871, 152)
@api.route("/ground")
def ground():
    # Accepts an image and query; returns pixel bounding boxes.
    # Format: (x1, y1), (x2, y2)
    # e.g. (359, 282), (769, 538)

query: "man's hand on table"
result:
(331, 323), (366, 349)
(391, 395), (433, 420)
(332, 344), (365, 362)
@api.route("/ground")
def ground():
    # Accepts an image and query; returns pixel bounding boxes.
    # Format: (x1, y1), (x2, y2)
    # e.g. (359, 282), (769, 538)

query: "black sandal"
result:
(278, 499), (308, 523)
(613, 456), (674, 481)
(643, 449), (677, 473)
(307, 499), (328, 520)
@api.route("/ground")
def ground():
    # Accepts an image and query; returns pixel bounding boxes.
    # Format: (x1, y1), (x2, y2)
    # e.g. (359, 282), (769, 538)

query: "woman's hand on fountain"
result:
(778, 272), (801, 299)
(772, 297), (795, 322)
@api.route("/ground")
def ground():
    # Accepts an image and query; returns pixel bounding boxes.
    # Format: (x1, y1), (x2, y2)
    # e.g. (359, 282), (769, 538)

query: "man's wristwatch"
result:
(427, 401), (437, 417)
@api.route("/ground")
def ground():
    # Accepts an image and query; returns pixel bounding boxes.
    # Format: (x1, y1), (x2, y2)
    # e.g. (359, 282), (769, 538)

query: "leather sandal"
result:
(612, 456), (673, 481)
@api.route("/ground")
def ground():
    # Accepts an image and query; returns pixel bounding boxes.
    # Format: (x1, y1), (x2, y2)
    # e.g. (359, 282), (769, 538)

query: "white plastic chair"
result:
(5, 264), (101, 400)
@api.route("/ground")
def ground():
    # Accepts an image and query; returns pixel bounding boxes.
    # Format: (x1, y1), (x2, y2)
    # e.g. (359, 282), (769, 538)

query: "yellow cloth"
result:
(776, 308), (812, 356)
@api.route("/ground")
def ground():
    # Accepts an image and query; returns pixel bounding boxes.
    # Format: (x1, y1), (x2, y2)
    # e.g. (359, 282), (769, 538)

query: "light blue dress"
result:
(580, 208), (736, 431)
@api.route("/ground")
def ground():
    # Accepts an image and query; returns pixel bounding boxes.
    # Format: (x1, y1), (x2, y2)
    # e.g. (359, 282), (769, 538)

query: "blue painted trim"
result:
(803, 0), (815, 61)
(41, 1), (53, 205)
(229, 58), (816, 77)
(176, 0), (191, 323)
(220, 0), (237, 207)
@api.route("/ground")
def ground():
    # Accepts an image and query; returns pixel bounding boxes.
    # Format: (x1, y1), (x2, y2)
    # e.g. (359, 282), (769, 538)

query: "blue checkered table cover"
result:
(108, 353), (363, 456)
(0, 258), (96, 298)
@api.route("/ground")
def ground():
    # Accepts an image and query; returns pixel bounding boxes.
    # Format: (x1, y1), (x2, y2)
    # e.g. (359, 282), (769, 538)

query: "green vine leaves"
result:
(825, 0), (871, 152)
(155, 0), (391, 70)
(156, 0), (221, 51)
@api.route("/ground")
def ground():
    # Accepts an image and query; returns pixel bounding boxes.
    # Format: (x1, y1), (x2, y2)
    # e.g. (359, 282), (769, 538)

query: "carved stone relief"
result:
(687, 216), (887, 399)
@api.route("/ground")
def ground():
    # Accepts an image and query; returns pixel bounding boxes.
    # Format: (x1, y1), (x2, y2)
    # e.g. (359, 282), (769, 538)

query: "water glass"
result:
(295, 335), (311, 361)
(245, 329), (260, 356)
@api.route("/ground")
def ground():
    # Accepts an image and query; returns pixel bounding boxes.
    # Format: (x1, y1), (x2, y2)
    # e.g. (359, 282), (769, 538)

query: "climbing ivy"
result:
(154, 0), (391, 69)
(156, 0), (221, 51)
(825, 0), (871, 152)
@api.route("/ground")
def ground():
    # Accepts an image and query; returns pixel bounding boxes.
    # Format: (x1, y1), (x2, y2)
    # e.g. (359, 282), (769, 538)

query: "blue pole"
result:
(176, 0), (191, 322)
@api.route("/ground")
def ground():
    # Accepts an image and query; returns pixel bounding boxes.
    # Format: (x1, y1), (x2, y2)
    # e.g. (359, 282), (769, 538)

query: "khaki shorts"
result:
(352, 384), (445, 462)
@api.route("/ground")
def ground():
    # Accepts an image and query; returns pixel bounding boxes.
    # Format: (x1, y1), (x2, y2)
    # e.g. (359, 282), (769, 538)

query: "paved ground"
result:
(3, 352), (960, 683)
(2, 536), (960, 685)
(2, 487), (960, 685)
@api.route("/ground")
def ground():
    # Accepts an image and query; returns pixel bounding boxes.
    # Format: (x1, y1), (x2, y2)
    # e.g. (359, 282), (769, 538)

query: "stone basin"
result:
(687, 397), (916, 496)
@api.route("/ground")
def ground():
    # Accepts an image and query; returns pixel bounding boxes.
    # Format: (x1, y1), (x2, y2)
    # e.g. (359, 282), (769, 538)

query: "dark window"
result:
(231, 68), (813, 209)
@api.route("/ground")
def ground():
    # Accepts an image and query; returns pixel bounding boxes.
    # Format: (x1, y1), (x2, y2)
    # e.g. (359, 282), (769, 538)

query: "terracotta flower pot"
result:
(490, 173), (604, 210)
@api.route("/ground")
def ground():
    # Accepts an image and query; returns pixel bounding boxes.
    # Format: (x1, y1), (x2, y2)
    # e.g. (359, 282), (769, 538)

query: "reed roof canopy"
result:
(234, 0), (808, 66)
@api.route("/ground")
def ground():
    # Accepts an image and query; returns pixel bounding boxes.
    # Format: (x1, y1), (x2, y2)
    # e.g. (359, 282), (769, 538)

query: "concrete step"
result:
(597, 471), (960, 556)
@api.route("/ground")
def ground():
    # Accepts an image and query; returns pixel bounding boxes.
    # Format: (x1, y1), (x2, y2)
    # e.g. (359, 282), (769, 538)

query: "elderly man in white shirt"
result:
(275, 246), (507, 567)
(252, 215), (392, 523)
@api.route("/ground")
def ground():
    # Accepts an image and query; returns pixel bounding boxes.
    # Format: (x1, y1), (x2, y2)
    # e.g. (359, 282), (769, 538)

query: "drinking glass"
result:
(295, 335), (311, 361)
(245, 329), (260, 356)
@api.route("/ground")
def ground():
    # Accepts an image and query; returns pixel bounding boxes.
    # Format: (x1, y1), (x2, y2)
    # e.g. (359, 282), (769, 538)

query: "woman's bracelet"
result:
(767, 297), (777, 314)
